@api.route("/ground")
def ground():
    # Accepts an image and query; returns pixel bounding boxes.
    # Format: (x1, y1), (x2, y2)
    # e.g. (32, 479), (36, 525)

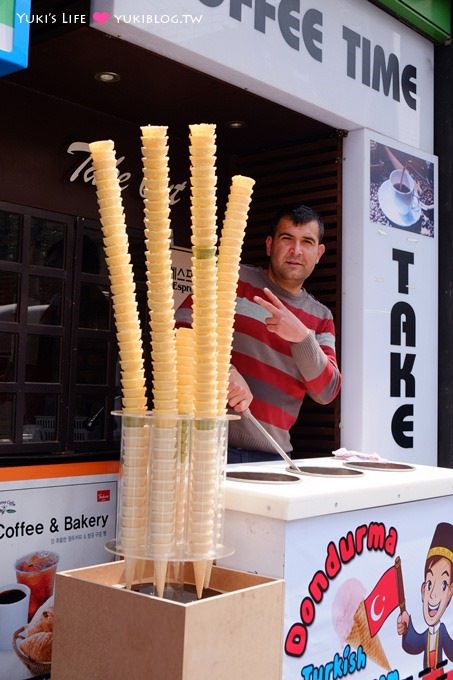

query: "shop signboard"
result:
(283, 497), (453, 679)
(0, 0), (30, 76)
(0, 462), (118, 680)
(342, 129), (438, 464)
(90, 0), (434, 152)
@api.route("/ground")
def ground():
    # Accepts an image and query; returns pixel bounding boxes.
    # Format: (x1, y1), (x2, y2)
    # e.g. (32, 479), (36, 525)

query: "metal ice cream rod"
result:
(243, 409), (300, 473)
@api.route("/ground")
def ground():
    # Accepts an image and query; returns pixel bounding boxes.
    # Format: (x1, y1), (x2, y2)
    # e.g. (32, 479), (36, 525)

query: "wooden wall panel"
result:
(236, 133), (343, 458)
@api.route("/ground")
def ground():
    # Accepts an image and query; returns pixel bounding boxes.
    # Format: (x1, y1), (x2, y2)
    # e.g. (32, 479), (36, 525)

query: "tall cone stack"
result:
(141, 125), (179, 597)
(175, 328), (195, 417)
(175, 328), (194, 554)
(89, 140), (147, 414)
(141, 126), (178, 416)
(198, 174), (255, 590)
(89, 140), (148, 586)
(187, 124), (220, 596)
(217, 175), (255, 414)
(189, 123), (218, 417)
(346, 601), (391, 671)
(89, 126), (255, 601)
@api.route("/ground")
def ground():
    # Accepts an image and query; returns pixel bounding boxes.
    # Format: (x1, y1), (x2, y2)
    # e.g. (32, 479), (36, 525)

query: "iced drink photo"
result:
(15, 551), (59, 620)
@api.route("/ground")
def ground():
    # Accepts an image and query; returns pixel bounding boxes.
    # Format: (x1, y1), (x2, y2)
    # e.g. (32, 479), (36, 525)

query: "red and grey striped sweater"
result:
(176, 264), (341, 454)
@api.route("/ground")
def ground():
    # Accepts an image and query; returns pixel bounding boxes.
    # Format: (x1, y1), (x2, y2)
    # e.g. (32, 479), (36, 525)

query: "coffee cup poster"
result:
(0, 470), (117, 679)
(369, 140), (435, 237)
(283, 497), (453, 680)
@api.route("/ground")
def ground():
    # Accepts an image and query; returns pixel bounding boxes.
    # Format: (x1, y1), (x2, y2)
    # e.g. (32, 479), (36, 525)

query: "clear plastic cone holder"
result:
(106, 412), (236, 573)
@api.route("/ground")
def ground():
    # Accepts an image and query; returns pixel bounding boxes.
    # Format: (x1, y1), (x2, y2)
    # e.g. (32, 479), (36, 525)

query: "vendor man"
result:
(176, 203), (341, 462)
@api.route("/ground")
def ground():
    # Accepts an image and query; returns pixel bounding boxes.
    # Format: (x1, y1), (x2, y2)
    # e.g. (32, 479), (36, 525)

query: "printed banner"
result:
(0, 463), (118, 679)
(342, 129), (438, 464)
(282, 496), (453, 679)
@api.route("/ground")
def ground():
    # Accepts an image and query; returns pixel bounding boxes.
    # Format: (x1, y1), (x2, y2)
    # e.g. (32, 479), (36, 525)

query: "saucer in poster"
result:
(378, 179), (421, 227)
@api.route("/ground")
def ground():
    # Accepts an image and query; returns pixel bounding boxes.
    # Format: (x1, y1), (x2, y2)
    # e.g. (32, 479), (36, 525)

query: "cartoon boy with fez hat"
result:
(397, 522), (453, 677)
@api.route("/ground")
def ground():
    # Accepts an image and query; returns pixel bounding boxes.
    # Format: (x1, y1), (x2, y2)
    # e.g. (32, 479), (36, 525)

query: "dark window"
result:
(0, 204), (130, 461)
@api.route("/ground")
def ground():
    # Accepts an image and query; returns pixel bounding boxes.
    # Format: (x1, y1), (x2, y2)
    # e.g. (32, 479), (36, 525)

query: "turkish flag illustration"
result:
(364, 565), (401, 637)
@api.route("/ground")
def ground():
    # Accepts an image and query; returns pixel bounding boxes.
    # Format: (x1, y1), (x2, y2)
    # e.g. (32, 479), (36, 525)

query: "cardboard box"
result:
(51, 560), (284, 680)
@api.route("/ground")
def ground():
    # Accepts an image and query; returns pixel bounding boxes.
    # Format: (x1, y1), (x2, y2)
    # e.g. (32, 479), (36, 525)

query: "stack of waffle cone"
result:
(141, 125), (179, 597)
(217, 175), (255, 415)
(119, 421), (149, 584)
(176, 328), (195, 416)
(189, 123), (218, 418)
(90, 126), (255, 600)
(89, 139), (148, 586)
(197, 175), (254, 591)
(187, 124), (219, 596)
(89, 140), (147, 415)
(141, 125), (178, 415)
(346, 601), (391, 671)
(174, 328), (194, 555)
(146, 420), (178, 597)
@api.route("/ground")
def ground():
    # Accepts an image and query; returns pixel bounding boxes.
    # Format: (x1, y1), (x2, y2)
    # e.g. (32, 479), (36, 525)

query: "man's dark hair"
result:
(269, 204), (325, 242)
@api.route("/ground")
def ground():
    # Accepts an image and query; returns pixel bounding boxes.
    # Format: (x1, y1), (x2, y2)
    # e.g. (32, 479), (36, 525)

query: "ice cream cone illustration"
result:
(332, 578), (391, 671)
(346, 600), (390, 670)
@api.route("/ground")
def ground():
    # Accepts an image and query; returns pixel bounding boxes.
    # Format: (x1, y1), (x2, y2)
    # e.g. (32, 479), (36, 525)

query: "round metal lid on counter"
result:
(226, 470), (301, 484)
(288, 465), (364, 477)
(343, 461), (415, 471)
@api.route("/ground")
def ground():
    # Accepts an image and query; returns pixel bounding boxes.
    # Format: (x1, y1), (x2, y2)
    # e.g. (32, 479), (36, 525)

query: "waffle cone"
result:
(346, 601), (391, 671)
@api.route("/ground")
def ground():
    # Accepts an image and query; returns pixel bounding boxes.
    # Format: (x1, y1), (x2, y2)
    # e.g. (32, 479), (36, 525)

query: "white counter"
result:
(221, 458), (453, 680)
(224, 457), (453, 520)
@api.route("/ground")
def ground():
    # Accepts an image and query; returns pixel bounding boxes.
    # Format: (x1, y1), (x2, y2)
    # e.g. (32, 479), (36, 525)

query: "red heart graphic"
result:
(92, 11), (110, 25)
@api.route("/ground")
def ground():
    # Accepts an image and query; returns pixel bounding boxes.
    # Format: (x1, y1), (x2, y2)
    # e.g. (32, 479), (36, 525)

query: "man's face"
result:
(422, 557), (453, 626)
(265, 217), (325, 293)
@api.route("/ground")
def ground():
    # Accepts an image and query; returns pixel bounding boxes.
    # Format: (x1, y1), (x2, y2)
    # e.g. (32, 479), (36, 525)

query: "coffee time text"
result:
(197, 0), (417, 110)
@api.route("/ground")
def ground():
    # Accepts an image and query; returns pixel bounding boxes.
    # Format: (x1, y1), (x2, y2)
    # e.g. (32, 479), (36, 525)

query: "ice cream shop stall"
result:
(0, 0), (450, 679)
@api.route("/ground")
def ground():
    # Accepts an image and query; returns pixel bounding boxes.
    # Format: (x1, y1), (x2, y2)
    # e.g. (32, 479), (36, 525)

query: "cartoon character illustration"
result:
(397, 522), (453, 677)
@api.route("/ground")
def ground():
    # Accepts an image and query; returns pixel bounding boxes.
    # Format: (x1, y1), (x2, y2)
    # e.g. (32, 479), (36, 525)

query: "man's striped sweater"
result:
(176, 264), (341, 454)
